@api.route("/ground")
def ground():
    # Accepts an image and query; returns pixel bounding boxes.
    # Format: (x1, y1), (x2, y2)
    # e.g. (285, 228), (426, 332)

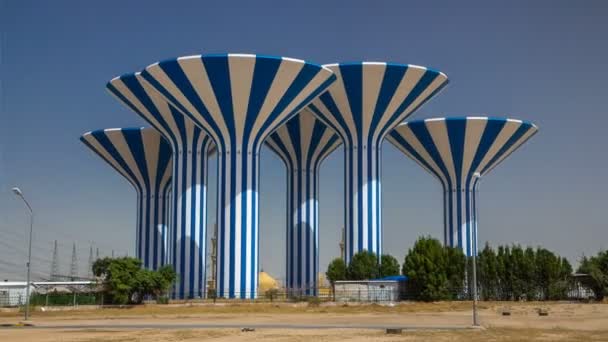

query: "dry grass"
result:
(0, 300), (568, 319)
(1, 301), (607, 341)
(2, 327), (608, 342)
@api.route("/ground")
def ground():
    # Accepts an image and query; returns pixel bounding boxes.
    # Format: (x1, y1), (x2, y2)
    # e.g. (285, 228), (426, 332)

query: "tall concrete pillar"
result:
(265, 109), (341, 295)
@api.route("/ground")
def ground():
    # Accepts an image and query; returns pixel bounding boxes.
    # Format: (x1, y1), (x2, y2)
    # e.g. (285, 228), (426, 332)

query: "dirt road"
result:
(1, 302), (606, 341)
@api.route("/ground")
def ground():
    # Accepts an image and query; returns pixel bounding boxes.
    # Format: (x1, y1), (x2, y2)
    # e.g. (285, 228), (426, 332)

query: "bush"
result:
(307, 296), (321, 307)
(207, 288), (217, 300)
(93, 257), (176, 304)
(348, 250), (379, 280)
(156, 296), (169, 304)
(326, 258), (347, 285)
(265, 288), (279, 301)
(379, 255), (400, 278)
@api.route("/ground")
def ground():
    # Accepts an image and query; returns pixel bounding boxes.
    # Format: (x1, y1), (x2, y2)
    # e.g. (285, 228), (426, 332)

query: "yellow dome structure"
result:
(318, 273), (329, 288)
(318, 272), (331, 297)
(258, 271), (279, 294)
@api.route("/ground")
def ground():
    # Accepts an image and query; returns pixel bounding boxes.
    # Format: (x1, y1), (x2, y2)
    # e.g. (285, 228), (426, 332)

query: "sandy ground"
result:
(1, 302), (607, 341)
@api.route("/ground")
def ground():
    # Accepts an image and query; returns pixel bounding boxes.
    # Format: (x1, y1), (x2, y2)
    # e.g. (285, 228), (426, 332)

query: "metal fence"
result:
(0, 285), (597, 308)
(0, 292), (103, 308)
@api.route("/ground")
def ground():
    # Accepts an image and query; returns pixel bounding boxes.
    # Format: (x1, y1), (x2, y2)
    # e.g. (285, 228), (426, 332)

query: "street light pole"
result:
(12, 187), (34, 321)
(471, 173), (481, 327)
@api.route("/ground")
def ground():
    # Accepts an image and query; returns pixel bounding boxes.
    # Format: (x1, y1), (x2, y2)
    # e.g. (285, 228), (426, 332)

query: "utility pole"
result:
(471, 172), (481, 327)
(339, 226), (345, 262)
(70, 243), (78, 281)
(51, 240), (59, 281)
(87, 246), (94, 278)
(12, 187), (34, 321)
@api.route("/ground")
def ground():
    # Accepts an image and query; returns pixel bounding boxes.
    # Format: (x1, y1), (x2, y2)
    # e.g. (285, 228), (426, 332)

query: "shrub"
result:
(379, 255), (400, 278)
(348, 250), (379, 280)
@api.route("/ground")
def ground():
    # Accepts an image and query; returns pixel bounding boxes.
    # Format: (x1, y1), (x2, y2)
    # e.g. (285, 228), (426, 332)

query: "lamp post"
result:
(471, 172), (481, 327)
(12, 187), (34, 321)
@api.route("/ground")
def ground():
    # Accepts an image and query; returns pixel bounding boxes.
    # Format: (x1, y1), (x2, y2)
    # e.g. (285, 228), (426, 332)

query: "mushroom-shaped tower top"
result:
(107, 73), (214, 300)
(142, 53), (336, 153)
(80, 127), (172, 269)
(307, 62), (449, 262)
(142, 53), (337, 298)
(387, 117), (538, 255)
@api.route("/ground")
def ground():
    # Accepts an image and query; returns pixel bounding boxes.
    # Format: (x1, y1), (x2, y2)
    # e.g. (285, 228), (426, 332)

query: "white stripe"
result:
(361, 63), (385, 143)
(371, 66), (425, 143)
(461, 119), (487, 186)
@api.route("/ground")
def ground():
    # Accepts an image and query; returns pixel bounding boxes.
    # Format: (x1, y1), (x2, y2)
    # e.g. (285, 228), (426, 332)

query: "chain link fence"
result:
(1, 280), (595, 308)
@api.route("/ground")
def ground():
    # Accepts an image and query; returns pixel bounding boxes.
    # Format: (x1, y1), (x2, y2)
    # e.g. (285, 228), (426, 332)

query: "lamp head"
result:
(11, 187), (23, 196)
(473, 172), (482, 179)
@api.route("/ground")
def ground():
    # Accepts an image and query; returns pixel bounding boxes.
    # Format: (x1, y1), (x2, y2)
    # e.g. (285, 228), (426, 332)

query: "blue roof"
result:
(376, 275), (408, 281)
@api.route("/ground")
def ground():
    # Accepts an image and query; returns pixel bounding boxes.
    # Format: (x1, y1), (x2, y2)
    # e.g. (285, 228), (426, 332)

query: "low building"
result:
(334, 276), (408, 303)
(0, 281), (35, 307)
(0, 280), (95, 307)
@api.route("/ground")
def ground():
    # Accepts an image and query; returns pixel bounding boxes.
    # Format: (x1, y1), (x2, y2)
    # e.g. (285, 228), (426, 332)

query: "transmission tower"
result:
(87, 245), (94, 278)
(50, 240), (59, 281)
(70, 243), (78, 281)
(96, 247), (99, 260)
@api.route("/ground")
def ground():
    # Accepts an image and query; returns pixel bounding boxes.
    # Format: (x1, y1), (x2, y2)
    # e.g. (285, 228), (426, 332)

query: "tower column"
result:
(285, 169), (320, 295)
(215, 148), (260, 298)
(170, 137), (212, 298)
(343, 143), (382, 263)
(443, 188), (478, 257)
(136, 190), (168, 268)
(266, 110), (340, 296)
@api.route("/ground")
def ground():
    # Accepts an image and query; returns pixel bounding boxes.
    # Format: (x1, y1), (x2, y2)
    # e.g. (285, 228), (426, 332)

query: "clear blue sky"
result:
(1, 0), (607, 282)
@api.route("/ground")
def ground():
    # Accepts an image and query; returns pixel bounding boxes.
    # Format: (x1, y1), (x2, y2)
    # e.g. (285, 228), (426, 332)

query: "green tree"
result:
(509, 245), (534, 300)
(379, 254), (400, 278)
(478, 243), (498, 300)
(496, 245), (513, 300)
(535, 247), (571, 300)
(92, 257), (176, 304)
(402, 237), (450, 301)
(522, 247), (538, 300)
(347, 250), (379, 280)
(137, 265), (176, 299)
(326, 258), (347, 285)
(444, 247), (465, 298)
(577, 251), (608, 301)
